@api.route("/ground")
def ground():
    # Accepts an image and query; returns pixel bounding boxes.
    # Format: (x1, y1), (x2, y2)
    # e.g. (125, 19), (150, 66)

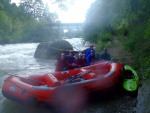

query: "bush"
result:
(120, 22), (150, 79)
(97, 31), (112, 42)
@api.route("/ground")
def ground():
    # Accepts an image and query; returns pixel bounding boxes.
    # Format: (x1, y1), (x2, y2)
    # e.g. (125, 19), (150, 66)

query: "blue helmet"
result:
(95, 52), (99, 56)
(90, 50), (94, 53)
(82, 54), (85, 56)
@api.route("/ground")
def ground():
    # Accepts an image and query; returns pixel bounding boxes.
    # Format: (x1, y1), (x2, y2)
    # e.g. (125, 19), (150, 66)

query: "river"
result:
(0, 38), (136, 113)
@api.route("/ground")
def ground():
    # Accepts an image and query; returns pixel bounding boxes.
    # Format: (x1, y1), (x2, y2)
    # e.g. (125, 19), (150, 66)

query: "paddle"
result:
(65, 61), (111, 83)
(66, 70), (92, 83)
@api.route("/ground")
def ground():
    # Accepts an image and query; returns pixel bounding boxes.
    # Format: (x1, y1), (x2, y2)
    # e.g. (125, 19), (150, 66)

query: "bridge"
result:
(49, 23), (83, 30)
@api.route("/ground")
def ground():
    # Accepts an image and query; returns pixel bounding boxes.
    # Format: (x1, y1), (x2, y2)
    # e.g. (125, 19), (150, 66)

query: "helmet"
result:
(61, 53), (65, 56)
(82, 54), (85, 56)
(90, 50), (94, 53)
(69, 50), (74, 53)
(90, 44), (94, 47)
(95, 52), (99, 55)
(78, 53), (82, 56)
(103, 48), (107, 52)
(103, 48), (107, 51)
(95, 52), (99, 57)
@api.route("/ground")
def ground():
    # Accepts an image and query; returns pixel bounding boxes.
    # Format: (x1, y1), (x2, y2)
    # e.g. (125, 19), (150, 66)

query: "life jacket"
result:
(86, 54), (95, 66)
(75, 58), (86, 67)
(65, 55), (75, 67)
(85, 48), (95, 58)
(55, 58), (67, 72)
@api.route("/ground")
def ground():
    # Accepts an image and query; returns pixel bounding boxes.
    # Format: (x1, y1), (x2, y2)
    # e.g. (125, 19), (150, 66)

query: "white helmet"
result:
(78, 53), (82, 56)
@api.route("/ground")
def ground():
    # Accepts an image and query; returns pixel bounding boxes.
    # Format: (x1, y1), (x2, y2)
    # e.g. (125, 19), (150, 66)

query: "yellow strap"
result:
(135, 80), (142, 84)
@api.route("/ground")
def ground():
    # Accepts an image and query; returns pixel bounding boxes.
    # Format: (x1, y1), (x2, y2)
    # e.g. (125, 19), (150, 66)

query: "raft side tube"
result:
(45, 74), (61, 87)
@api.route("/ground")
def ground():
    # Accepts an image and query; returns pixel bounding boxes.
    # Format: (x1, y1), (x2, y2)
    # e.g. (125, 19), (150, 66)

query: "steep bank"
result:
(136, 77), (150, 113)
(106, 38), (133, 65)
(106, 37), (149, 113)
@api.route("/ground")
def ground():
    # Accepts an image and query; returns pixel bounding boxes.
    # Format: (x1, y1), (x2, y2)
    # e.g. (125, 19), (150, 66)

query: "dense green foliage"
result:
(84, 0), (150, 78)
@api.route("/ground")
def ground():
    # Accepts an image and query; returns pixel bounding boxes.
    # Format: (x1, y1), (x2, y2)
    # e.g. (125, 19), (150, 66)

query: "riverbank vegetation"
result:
(83, 0), (150, 79)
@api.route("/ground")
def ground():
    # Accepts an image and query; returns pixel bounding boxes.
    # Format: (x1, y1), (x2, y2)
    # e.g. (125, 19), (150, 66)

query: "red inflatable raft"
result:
(2, 61), (124, 106)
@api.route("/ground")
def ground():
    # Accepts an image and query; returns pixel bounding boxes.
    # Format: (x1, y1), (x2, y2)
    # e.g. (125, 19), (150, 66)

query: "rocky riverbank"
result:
(136, 77), (150, 113)
(106, 38), (149, 113)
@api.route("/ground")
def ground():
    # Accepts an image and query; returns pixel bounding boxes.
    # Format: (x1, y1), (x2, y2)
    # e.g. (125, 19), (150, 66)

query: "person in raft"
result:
(92, 52), (100, 64)
(85, 44), (95, 58)
(75, 53), (87, 68)
(100, 48), (111, 61)
(65, 50), (77, 70)
(82, 54), (87, 65)
(86, 50), (95, 66)
(55, 53), (68, 72)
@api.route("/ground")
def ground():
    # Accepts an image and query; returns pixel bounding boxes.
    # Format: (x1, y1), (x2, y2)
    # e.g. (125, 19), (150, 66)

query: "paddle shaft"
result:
(66, 70), (92, 83)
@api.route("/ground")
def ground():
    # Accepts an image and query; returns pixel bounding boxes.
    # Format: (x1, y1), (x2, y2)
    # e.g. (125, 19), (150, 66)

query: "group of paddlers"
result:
(55, 44), (111, 72)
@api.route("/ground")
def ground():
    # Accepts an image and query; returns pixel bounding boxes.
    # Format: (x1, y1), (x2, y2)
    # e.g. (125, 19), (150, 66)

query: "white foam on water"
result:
(65, 38), (88, 51)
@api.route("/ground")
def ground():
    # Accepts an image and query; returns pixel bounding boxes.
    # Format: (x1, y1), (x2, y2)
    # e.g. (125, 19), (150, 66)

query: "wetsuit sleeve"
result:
(75, 58), (81, 67)
(107, 54), (111, 61)
(86, 55), (91, 66)
(99, 53), (103, 60)
(85, 49), (90, 57)
(82, 59), (87, 66)
(72, 57), (75, 64)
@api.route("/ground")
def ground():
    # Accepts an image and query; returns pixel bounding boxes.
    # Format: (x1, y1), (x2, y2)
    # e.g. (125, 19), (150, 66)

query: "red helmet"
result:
(90, 44), (94, 47)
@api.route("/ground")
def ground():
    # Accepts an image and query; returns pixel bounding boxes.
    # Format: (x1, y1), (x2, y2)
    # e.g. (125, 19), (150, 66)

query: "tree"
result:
(84, 0), (150, 77)
(0, 10), (12, 43)
(0, 0), (76, 44)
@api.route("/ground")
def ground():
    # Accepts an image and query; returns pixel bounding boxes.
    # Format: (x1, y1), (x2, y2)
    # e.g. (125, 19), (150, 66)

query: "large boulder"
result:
(34, 39), (73, 59)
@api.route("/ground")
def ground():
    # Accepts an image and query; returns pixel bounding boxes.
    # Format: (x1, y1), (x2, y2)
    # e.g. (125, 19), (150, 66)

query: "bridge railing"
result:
(49, 23), (83, 29)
